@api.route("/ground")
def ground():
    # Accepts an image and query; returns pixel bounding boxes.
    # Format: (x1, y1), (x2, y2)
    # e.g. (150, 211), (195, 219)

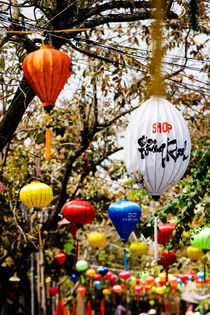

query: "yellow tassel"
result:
(38, 223), (43, 247)
(45, 127), (51, 161)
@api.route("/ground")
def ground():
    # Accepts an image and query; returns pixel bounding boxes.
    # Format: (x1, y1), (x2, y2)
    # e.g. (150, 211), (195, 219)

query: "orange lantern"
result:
(77, 286), (86, 296)
(112, 285), (122, 293)
(22, 45), (72, 160)
(86, 268), (96, 278)
(102, 289), (110, 296)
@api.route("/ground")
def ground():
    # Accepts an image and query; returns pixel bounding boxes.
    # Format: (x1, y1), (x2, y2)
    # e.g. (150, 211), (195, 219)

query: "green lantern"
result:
(76, 260), (88, 284)
(190, 227), (210, 250)
(63, 242), (73, 254)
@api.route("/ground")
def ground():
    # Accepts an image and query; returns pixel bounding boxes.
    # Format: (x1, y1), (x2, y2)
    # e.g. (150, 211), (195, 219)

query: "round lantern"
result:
(0, 181), (3, 193)
(119, 271), (131, 281)
(106, 271), (113, 280)
(86, 268), (96, 278)
(112, 285), (122, 293)
(154, 222), (175, 245)
(108, 199), (141, 242)
(49, 287), (59, 296)
(23, 45), (72, 112)
(134, 285), (143, 295)
(20, 181), (53, 208)
(62, 199), (95, 226)
(124, 96), (191, 198)
(69, 274), (79, 283)
(77, 286), (86, 296)
(110, 274), (118, 284)
(94, 273), (102, 281)
(76, 260), (88, 271)
(93, 280), (101, 289)
(186, 246), (204, 260)
(158, 250), (176, 268)
(63, 242), (73, 254)
(145, 276), (155, 287)
(190, 227), (210, 250)
(55, 252), (66, 265)
(156, 286), (165, 295)
(129, 241), (149, 257)
(128, 277), (136, 287)
(103, 289), (110, 296)
(97, 266), (108, 277)
(88, 232), (106, 249)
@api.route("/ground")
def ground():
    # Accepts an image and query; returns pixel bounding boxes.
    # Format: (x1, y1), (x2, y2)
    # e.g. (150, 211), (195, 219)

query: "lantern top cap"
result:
(40, 45), (55, 50)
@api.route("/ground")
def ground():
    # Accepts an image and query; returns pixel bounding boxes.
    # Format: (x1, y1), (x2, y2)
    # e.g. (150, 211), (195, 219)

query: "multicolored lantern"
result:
(108, 199), (141, 270)
(88, 231), (106, 249)
(186, 246), (204, 260)
(124, 96), (191, 198)
(190, 227), (210, 250)
(20, 181), (53, 208)
(129, 241), (149, 257)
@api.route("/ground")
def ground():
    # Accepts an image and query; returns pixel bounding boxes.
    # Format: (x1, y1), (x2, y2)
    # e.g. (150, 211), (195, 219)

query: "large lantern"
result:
(20, 181), (53, 208)
(88, 231), (106, 249)
(190, 227), (210, 250)
(124, 96), (191, 198)
(108, 199), (141, 270)
(129, 241), (149, 257)
(153, 222), (175, 245)
(22, 45), (72, 112)
(62, 199), (95, 226)
(186, 246), (204, 260)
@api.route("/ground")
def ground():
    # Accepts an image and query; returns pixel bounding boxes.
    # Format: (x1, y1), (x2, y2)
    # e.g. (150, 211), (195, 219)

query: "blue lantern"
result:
(97, 266), (108, 277)
(108, 199), (141, 242)
(69, 274), (79, 283)
(93, 280), (102, 289)
(197, 271), (204, 279)
(108, 199), (141, 270)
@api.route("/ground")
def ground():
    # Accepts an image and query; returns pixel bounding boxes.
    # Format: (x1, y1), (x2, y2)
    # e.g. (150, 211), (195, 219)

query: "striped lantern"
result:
(124, 96), (191, 198)
(20, 181), (53, 208)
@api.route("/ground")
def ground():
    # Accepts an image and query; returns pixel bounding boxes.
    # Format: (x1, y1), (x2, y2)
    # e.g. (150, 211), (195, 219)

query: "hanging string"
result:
(150, 0), (165, 96)
(45, 114), (51, 161)
(37, 223), (43, 247)
(123, 248), (128, 271)
(154, 214), (159, 261)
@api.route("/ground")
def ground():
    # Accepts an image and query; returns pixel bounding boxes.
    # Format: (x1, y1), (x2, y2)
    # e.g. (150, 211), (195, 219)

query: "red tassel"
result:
(45, 126), (51, 161)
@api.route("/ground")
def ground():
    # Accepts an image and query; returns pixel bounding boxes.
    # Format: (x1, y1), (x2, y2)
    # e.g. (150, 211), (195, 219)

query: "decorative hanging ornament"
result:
(62, 199), (95, 226)
(124, 96), (191, 198)
(158, 250), (176, 268)
(49, 287), (59, 296)
(88, 231), (106, 249)
(108, 199), (141, 270)
(186, 246), (204, 260)
(190, 227), (210, 250)
(112, 285), (122, 293)
(0, 181), (3, 194)
(22, 45), (72, 161)
(55, 252), (66, 265)
(153, 222), (176, 245)
(129, 241), (149, 257)
(20, 181), (53, 208)
(97, 266), (108, 277)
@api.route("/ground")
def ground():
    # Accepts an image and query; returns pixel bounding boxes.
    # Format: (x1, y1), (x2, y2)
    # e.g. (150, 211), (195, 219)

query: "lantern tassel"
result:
(38, 223), (43, 247)
(124, 248), (128, 271)
(75, 239), (79, 264)
(45, 115), (51, 161)
(154, 214), (159, 261)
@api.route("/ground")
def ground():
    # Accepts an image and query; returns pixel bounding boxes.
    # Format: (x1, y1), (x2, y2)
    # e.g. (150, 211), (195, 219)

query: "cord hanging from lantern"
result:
(45, 115), (51, 161)
(123, 249), (128, 271)
(154, 214), (159, 261)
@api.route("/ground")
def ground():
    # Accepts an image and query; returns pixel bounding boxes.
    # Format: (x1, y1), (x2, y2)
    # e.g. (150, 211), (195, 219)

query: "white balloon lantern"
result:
(124, 96), (191, 198)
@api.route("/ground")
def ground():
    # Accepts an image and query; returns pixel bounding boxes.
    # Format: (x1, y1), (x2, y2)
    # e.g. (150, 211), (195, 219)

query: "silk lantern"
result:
(186, 246), (204, 260)
(94, 273), (102, 281)
(102, 289), (110, 296)
(108, 199), (141, 270)
(49, 287), (59, 296)
(88, 231), (106, 249)
(77, 286), (86, 296)
(129, 241), (149, 257)
(112, 285), (122, 293)
(190, 227), (210, 250)
(69, 273), (79, 283)
(124, 96), (191, 198)
(158, 251), (176, 269)
(119, 271), (131, 281)
(23, 45), (72, 161)
(86, 268), (96, 278)
(154, 222), (175, 245)
(20, 181), (53, 208)
(106, 271), (113, 280)
(76, 260), (88, 284)
(97, 266), (108, 277)
(55, 252), (66, 265)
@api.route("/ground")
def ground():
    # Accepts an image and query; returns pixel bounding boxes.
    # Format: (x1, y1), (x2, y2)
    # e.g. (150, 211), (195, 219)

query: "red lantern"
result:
(62, 199), (95, 226)
(110, 274), (118, 284)
(145, 276), (155, 286)
(106, 271), (113, 280)
(134, 285), (143, 295)
(112, 285), (122, 293)
(178, 274), (189, 285)
(153, 222), (175, 245)
(94, 273), (102, 281)
(119, 271), (131, 281)
(158, 250), (176, 268)
(55, 252), (66, 265)
(23, 45), (72, 112)
(77, 286), (86, 296)
(49, 287), (59, 296)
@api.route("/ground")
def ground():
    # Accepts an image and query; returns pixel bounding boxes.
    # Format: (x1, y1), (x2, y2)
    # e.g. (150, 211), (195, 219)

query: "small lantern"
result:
(158, 250), (176, 268)
(154, 222), (175, 245)
(186, 246), (204, 260)
(119, 271), (131, 281)
(129, 241), (149, 257)
(88, 231), (106, 249)
(77, 286), (86, 296)
(86, 268), (96, 278)
(55, 252), (66, 265)
(20, 181), (53, 208)
(102, 289), (110, 296)
(112, 285), (122, 293)
(134, 285), (143, 295)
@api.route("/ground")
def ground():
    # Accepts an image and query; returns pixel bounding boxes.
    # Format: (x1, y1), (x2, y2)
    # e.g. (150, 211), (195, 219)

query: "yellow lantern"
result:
(20, 181), (53, 208)
(155, 286), (165, 295)
(102, 289), (110, 296)
(88, 232), (106, 249)
(129, 241), (149, 257)
(86, 268), (96, 278)
(159, 272), (166, 282)
(186, 246), (204, 260)
(129, 277), (137, 288)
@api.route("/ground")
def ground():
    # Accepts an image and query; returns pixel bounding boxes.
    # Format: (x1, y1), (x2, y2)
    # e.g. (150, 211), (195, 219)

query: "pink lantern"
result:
(49, 287), (59, 296)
